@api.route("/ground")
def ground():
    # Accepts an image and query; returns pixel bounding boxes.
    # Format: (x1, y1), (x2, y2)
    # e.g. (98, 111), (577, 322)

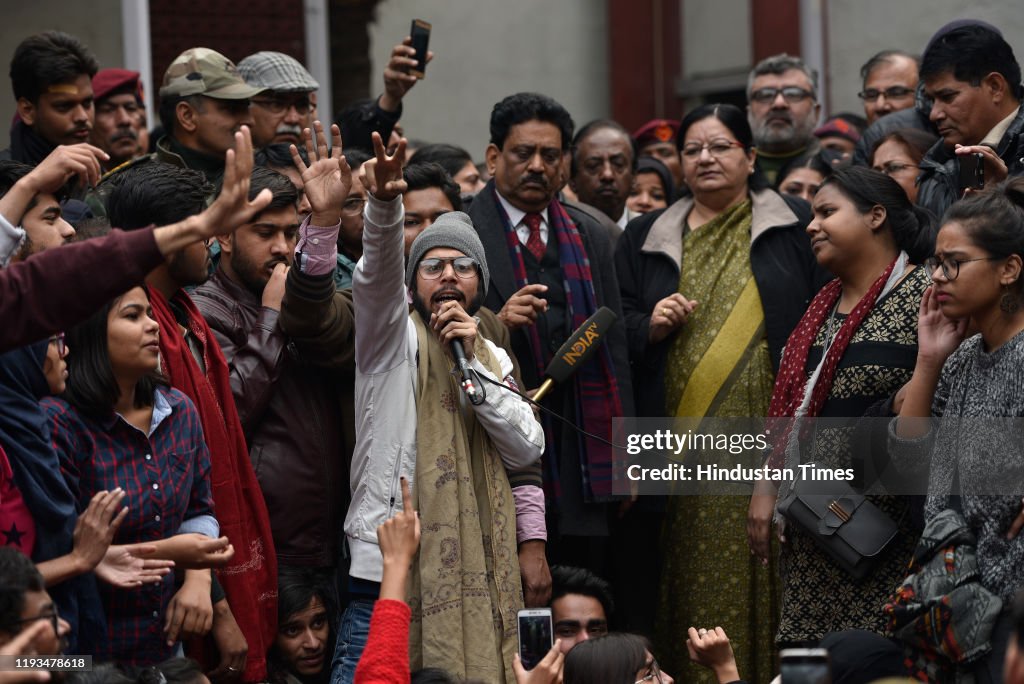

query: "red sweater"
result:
(0, 227), (163, 353)
(354, 600), (411, 684)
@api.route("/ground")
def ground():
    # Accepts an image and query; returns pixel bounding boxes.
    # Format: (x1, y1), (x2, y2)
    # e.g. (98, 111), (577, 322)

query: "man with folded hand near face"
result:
(334, 134), (543, 684)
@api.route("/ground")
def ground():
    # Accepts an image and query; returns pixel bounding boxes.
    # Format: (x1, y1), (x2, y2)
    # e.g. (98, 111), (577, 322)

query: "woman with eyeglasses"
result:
(42, 286), (222, 666)
(892, 178), (1024, 681)
(870, 128), (939, 205)
(748, 166), (935, 646)
(615, 103), (830, 681)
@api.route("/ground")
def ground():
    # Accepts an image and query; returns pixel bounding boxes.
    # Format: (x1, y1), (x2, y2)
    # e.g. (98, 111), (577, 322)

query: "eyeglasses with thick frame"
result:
(680, 140), (745, 160)
(417, 256), (479, 280)
(750, 86), (814, 104)
(48, 333), (66, 358)
(924, 255), (1003, 281)
(857, 86), (915, 102)
(11, 611), (60, 638)
(635, 659), (663, 684)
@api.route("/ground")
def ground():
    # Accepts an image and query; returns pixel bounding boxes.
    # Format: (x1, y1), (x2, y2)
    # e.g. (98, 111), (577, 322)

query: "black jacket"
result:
(469, 182), (634, 414)
(468, 182), (634, 509)
(917, 105), (1024, 219)
(614, 189), (831, 417)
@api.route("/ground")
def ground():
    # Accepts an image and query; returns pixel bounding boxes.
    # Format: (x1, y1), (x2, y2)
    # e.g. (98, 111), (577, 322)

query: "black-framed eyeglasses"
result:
(858, 86), (914, 101)
(634, 659), (663, 684)
(750, 86), (814, 104)
(48, 332), (66, 357)
(251, 98), (312, 115)
(924, 255), (1002, 281)
(418, 256), (479, 280)
(12, 611), (60, 638)
(874, 161), (918, 177)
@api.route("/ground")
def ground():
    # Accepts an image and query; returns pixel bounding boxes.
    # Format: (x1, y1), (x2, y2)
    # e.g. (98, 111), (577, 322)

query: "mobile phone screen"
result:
(410, 19), (431, 78)
(958, 152), (985, 193)
(518, 611), (553, 670)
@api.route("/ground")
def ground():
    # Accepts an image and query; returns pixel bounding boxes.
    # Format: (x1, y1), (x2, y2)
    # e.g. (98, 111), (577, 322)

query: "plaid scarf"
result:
(497, 190), (623, 501)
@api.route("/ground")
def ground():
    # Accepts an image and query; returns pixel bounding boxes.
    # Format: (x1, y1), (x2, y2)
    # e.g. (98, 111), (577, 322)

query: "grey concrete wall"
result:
(682, 0), (750, 80)
(0, 1), (124, 137)
(826, 0), (1024, 117)
(367, 0), (609, 161)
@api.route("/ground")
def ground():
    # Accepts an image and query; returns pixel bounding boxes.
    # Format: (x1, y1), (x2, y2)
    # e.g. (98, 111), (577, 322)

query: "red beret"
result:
(814, 118), (861, 144)
(92, 68), (143, 102)
(633, 119), (679, 147)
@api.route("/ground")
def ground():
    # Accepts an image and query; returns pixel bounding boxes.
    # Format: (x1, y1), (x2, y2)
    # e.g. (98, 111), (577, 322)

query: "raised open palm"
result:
(290, 121), (352, 221)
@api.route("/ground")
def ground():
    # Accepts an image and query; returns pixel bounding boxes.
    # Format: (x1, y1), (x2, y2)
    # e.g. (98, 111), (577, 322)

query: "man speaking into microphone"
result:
(335, 133), (544, 684)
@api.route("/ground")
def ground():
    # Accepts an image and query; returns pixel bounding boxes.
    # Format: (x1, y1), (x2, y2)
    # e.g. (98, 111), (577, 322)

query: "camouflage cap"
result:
(159, 47), (264, 100)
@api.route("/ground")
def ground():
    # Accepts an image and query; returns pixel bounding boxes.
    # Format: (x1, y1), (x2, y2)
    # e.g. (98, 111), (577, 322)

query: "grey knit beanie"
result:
(405, 211), (489, 296)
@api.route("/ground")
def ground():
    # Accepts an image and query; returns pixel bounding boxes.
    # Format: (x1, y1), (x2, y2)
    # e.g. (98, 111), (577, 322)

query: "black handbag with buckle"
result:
(776, 482), (899, 580)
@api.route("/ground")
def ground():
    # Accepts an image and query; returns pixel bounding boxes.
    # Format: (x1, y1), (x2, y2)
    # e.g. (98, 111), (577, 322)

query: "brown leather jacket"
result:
(192, 268), (355, 567)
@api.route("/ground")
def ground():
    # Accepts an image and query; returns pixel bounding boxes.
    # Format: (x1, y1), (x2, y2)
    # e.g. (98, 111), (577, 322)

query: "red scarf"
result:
(149, 287), (277, 681)
(766, 257), (899, 467)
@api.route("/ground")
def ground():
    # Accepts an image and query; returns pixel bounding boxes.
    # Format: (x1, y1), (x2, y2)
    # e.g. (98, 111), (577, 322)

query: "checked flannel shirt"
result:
(43, 386), (216, 665)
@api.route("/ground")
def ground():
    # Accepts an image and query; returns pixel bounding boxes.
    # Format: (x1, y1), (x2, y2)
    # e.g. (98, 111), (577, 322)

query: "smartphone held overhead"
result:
(410, 19), (431, 78)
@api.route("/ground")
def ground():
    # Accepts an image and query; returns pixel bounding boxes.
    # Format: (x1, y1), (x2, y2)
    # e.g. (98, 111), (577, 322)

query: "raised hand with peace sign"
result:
(359, 131), (408, 203)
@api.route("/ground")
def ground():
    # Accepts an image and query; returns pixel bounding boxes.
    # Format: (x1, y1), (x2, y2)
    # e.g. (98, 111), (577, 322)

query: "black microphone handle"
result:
(451, 339), (471, 372)
(450, 338), (484, 404)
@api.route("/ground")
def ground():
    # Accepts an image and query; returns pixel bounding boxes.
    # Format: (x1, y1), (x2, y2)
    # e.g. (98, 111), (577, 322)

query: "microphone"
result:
(451, 339), (484, 405)
(533, 306), (617, 403)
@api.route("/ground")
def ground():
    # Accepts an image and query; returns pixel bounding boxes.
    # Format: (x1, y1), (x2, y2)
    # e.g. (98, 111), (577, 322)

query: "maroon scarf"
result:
(766, 257), (899, 468)
(149, 287), (277, 681)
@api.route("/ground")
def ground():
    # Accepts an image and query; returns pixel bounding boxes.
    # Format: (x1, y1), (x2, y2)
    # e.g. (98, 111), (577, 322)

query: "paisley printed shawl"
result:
(407, 314), (522, 684)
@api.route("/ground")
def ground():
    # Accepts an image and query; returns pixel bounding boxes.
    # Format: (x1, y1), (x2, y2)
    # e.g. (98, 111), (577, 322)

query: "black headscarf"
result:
(635, 156), (675, 204)
(0, 341), (105, 654)
(0, 341), (75, 561)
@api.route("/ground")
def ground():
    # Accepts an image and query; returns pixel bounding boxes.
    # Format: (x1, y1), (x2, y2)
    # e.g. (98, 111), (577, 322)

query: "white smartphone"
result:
(517, 608), (553, 670)
(780, 648), (831, 684)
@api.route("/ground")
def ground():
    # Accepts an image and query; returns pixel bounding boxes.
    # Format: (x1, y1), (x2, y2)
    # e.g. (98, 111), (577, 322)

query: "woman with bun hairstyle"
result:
(893, 178), (1024, 681)
(617, 102), (830, 682)
(748, 166), (935, 645)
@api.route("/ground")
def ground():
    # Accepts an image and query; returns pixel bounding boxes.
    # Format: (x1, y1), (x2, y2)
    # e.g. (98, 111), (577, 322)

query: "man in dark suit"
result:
(469, 92), (633, 585)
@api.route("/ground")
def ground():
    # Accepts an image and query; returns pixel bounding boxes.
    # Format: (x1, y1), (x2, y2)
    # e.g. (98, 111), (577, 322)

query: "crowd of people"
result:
(2, 13), (1024, 684)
